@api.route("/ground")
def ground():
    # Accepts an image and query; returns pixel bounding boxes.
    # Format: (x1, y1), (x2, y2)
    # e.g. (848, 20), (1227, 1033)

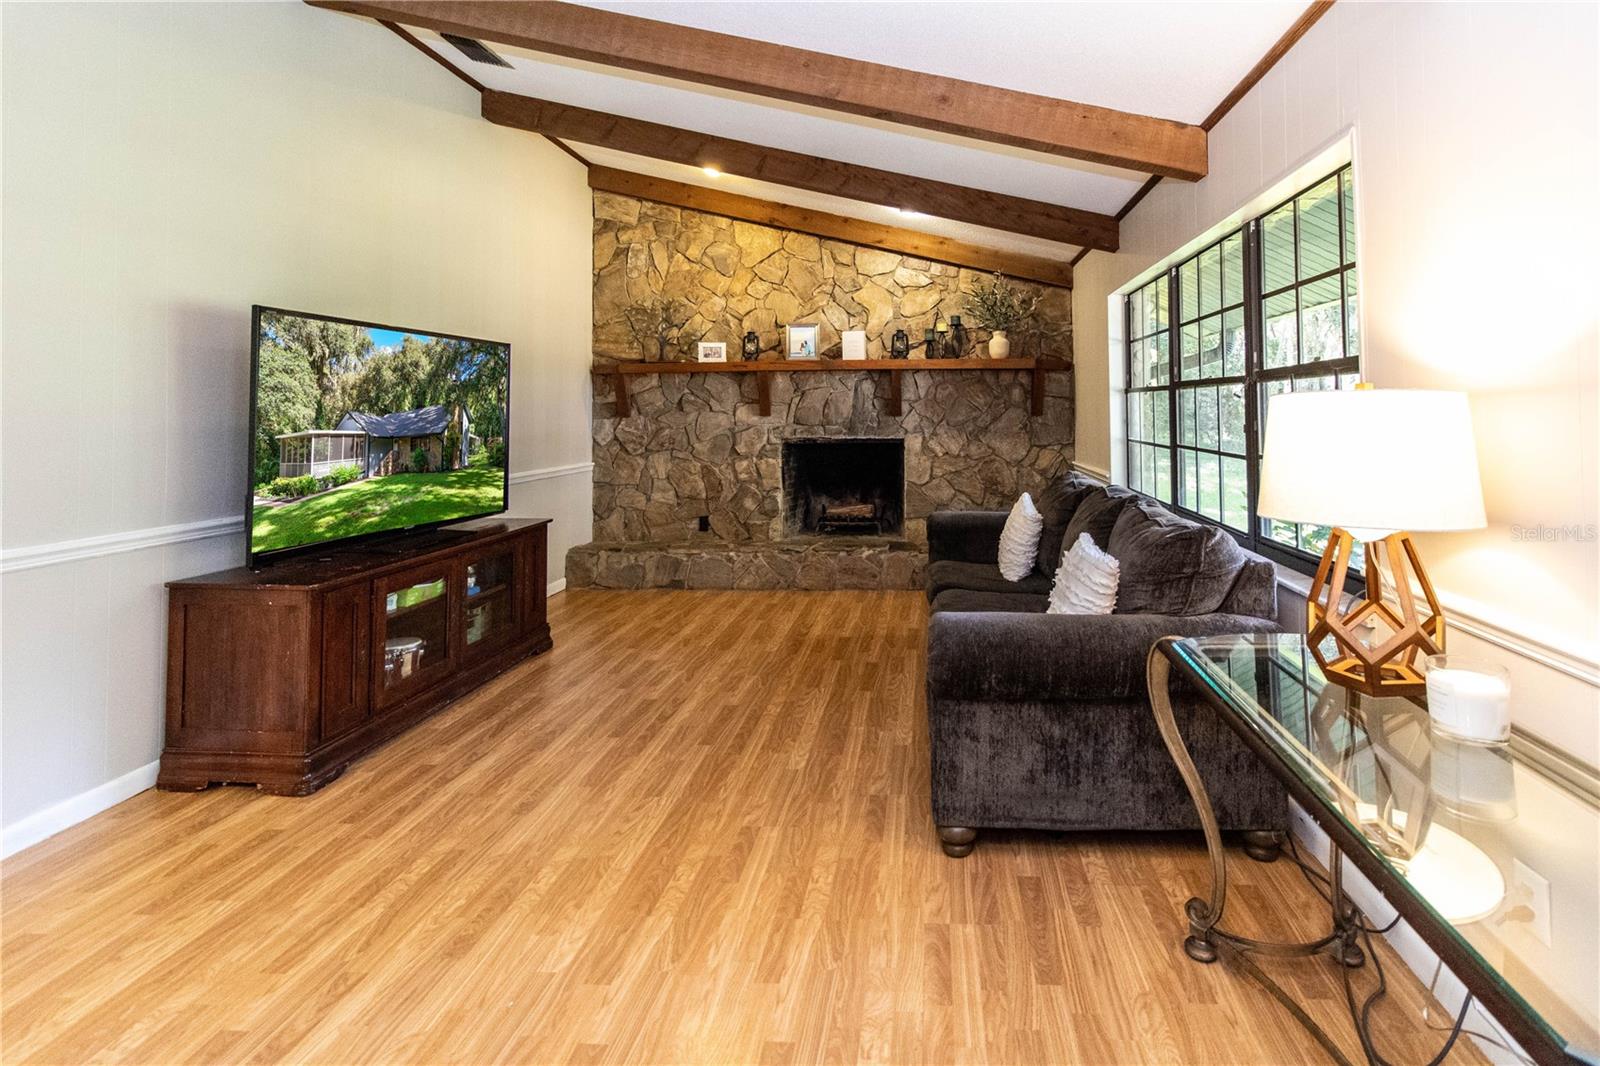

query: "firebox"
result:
(781, 438), (904, 538)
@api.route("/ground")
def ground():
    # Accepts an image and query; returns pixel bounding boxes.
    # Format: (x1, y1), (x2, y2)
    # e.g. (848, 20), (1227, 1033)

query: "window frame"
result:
(1122, 165), (1362, 578)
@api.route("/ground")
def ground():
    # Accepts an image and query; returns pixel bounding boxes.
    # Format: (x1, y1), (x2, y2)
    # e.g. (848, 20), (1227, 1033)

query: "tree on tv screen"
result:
(254, 311), (510, 487)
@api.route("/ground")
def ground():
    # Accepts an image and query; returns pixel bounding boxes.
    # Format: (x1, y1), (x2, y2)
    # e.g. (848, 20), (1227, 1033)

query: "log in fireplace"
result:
(782, 438), (904, 538)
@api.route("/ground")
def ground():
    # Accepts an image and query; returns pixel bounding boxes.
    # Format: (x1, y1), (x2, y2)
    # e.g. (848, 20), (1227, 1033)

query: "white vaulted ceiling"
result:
(573, 1), (1307, 126)
(372, 2), (1311, 261)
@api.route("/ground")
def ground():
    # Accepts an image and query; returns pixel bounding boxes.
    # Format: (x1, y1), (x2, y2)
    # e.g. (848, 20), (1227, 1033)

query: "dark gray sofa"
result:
(925, 475), (1288, 857)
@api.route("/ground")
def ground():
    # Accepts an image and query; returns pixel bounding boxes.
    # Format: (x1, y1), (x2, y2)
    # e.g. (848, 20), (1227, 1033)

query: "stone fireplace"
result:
(569, 188), (1076, 591)
(782, 438), (904, 538)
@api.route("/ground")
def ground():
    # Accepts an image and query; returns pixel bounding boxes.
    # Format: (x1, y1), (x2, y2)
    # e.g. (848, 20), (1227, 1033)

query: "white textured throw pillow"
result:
(996, 492), (1044, 581)
(1048, 533), (1121, 615)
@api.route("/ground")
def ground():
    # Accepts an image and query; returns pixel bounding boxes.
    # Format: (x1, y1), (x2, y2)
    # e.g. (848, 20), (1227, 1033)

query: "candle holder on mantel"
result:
(948, 315), (971, 359)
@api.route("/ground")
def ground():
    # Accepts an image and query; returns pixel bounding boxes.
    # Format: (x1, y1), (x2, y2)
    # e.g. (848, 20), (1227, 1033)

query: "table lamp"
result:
(1257, 386), (1486, 697)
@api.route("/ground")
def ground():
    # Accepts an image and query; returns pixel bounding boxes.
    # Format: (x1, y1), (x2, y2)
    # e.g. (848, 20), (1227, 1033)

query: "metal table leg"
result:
(1147, 645), (1371, 1065)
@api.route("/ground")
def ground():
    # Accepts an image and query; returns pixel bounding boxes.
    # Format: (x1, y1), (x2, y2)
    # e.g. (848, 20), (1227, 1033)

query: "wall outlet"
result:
(1512, 859), (1552, 946)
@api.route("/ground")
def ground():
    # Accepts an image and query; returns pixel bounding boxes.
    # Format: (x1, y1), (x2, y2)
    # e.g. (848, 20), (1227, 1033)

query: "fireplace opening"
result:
(782, 438), (904, 538)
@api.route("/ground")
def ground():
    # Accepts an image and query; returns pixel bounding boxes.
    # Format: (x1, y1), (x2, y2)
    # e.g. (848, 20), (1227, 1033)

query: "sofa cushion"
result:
(926, 609), (1281, 702)
(926, 510), (1008, 566)
(930, 588), (1049, 614)
(926, 559), (1052, 601)
(1034, 473), (1104, 576)
(1056, 485), (1135, 559)
(1219, 558), (1279, 620)
(1108, 498), (1249, 615)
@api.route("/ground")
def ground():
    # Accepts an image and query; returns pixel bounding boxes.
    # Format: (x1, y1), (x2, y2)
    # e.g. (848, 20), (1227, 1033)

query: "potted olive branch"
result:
(965, 273), (1040, 358)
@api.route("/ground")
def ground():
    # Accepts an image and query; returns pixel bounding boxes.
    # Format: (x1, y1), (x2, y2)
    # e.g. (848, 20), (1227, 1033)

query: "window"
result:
(1123, 166), (1362, 573)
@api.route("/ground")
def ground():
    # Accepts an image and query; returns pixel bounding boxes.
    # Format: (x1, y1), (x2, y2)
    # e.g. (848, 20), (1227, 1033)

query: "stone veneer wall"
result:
(577, 191), (1076, 589)
(592, 192), (1073, 362)
(589, 369), (1073, 547)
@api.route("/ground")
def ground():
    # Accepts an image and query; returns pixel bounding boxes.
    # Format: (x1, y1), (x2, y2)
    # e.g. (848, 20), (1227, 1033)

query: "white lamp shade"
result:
(1257, 389), (1486, 533)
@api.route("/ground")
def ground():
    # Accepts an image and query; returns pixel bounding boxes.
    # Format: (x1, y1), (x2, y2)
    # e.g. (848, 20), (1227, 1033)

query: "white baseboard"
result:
(1286, 804), (1526, 1064)
(547, 577), (566, 597)
(1, 463), (593, 577)
(2, 760), (160, 859)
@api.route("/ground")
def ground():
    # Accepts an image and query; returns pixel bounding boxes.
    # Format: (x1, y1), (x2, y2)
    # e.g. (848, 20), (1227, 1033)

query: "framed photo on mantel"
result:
(697, 341), (727, 363)
(785, 323), (820, 360)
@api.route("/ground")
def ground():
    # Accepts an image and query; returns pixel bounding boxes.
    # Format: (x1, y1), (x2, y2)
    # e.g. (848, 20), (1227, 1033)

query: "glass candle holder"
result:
(1430, 734), (1517, 822)
(1424, 655), (1511, 743)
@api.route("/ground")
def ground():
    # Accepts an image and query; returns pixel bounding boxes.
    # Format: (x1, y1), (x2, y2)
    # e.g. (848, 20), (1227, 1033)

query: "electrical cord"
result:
(1418, 958), (1534, 1064)
(1283, 832), (1533, 1062)
(1285, 833), (1403, 935)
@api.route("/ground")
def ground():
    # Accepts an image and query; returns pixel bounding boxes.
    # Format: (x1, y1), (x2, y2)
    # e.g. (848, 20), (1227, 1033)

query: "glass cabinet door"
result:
(462, 546), (519, 657)
(374, 564), (455, 705)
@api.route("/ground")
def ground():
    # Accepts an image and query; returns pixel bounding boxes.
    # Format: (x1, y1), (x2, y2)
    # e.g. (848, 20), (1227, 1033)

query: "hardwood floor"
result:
(2, 590), (1482, 1065)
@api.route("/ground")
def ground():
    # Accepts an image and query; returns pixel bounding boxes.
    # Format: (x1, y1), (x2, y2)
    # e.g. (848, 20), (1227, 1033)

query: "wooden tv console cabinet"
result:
(158, 518), (551, 795)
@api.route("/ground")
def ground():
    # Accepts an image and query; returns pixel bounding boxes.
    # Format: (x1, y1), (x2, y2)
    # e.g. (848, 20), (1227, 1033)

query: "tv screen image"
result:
(249, 306), (510, 561)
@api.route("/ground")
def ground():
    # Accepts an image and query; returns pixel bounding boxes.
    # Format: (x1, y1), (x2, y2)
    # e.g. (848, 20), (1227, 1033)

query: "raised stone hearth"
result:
(566, 537), (925, 591)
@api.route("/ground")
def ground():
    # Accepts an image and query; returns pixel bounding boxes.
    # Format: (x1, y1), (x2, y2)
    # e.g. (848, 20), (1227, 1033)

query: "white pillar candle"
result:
(1425, 656), (1511, 743)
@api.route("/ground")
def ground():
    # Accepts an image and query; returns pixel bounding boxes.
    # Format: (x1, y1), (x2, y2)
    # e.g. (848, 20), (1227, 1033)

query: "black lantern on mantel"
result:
(742, 330), (761, 361)
(890, 329), (910, 360)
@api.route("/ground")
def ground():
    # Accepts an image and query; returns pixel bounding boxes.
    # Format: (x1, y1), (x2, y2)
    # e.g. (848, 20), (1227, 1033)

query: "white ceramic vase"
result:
(988, 330), (1010, 358)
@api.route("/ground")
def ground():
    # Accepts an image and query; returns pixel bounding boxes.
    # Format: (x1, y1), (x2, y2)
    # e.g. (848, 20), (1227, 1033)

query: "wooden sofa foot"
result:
(1242, 829), (1284, 863)
(938, 827), (977, 858)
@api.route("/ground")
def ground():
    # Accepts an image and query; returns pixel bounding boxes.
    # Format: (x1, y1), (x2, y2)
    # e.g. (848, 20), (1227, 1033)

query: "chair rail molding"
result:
(1275, 565), (1600, 688)
(1, 463), (594, 575)
(509, 461), (593, 486)
(0, 515), (245, 574)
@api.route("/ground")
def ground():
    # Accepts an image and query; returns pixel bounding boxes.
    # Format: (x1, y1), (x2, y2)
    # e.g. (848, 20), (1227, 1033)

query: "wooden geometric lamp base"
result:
(1307, 528), (1445, 697)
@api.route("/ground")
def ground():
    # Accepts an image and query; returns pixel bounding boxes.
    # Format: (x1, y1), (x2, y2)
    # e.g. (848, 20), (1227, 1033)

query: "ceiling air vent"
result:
(441, 33), (512, 68)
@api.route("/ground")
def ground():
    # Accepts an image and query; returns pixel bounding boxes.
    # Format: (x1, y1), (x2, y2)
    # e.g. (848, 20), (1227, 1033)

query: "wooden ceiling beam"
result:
(588, 167), (1073, 289)
(482, 91), (1118, 252)
(308, 0), (1208, 180)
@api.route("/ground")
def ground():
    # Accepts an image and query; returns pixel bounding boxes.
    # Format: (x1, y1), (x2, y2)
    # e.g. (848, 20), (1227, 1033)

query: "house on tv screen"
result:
(275, 403), (473, 479)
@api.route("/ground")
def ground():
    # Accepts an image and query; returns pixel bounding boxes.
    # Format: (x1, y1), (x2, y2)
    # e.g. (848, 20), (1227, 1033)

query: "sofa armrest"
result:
(927, 510), (1008, 565)
(927, 611), (1280, 703)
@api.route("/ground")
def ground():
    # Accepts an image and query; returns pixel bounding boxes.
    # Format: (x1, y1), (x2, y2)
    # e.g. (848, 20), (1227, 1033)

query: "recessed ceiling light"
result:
(702, 166), (722, 178)
(892, 207), (926, 219)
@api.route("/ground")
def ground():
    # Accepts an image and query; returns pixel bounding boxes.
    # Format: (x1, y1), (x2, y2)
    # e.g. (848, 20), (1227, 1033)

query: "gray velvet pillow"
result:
(1107, 498), (1248, 615)
(1058, 486), (1134, 554)
(1033, 473), (1104, 577)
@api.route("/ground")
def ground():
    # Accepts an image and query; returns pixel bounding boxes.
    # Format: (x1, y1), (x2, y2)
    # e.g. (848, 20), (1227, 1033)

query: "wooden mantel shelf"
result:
(598, 357), (1072, 417)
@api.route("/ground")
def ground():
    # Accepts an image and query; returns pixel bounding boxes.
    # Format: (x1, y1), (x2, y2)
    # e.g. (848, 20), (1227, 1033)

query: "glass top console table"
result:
(1148, 633), (1598, 1066)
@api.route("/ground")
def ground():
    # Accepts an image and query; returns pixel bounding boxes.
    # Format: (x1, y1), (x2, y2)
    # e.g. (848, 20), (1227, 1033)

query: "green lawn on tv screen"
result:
(251, 465), (505, 554)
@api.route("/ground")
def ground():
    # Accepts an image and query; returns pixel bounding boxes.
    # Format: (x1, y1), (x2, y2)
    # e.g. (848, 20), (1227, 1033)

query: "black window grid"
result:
(1122, 165), (1363, 578)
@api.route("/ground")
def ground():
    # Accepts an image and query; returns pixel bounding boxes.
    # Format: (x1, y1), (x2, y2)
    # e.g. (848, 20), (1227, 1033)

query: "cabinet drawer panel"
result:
(175, 598), (310, 743)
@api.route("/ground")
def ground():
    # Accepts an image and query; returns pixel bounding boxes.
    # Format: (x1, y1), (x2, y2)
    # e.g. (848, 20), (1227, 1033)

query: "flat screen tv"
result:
(247, 306), (510, 564)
